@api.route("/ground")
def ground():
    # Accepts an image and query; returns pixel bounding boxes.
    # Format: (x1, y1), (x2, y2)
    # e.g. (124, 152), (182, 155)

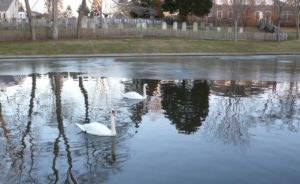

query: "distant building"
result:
(18, 4), (26, 19)
(209, 0), (295, 27)
(0, 0), (20, 20)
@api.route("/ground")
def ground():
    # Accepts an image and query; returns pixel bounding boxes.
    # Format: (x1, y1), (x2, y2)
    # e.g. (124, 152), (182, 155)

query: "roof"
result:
(0, 0), (13, 11)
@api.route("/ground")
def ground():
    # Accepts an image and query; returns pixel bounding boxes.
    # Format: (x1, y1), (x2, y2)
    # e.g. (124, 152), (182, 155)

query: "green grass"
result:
(0, 37), (299, 55)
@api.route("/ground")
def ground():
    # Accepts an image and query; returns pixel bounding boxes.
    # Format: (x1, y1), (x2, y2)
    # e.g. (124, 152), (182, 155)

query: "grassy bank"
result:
(0, 37), (299, 55)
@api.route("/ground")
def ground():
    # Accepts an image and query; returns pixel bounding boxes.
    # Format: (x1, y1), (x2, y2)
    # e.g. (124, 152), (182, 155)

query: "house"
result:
(0, 0), (20, 20)
(209, 0), (295, 27)
(18, 4), (26, 19)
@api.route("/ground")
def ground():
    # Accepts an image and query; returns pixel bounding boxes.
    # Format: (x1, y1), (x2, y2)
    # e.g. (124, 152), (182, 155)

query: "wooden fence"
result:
(0, 27), (288, 41)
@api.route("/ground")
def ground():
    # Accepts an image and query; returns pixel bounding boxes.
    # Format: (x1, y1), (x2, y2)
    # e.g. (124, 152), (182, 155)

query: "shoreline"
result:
(1, 52), (300, 60)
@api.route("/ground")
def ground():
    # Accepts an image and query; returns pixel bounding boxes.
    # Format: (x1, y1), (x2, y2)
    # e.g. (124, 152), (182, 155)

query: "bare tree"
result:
(45, 0), (64, 18)
(91, 0), (103, 17)
(63, 5), (73, 18)
(76, 0), (87, 38)
(45, 0), (52, 18)
(24, 0), (36, 40)
(52, 0), (58, 40)
(291, 0), (300, 38)
(274, 0), (286, 41)
(229, 0), (254, 42)
(110, 0), (132, 17)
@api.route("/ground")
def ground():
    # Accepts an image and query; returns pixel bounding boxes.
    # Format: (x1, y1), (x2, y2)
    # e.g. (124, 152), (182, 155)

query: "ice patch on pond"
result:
(277, 60), (294, 63)
(220, 55), (276, 60)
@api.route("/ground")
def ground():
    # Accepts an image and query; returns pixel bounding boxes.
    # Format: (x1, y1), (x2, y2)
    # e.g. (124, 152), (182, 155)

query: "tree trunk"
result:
(296, 14), (300, 39)
(76, 0), (87, 39)
(52, 0), (58, 40)
(234, 18), (238, 43)
(274, 1), (283, 42)
(277, 21), (281, 42)
(24, 0), (36, 41)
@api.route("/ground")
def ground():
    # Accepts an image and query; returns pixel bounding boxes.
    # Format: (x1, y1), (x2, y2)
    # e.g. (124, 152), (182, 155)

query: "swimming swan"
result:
(76, 110), (116, 136)
(121, 83), (148, 100)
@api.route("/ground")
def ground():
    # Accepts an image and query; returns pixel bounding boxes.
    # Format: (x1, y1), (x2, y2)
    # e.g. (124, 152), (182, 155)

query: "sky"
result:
(28, 0), (115, 16)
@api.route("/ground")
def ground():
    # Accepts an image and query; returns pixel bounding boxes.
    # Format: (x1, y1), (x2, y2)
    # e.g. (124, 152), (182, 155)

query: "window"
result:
(228, 11), (233, 19)
(19, 13), (24, 19)
(255, 0), (262, 5)
(217, 10), (223, 19)
(256, 11), (263, 20)
(216, 0), (224, 5)
(264, 11), (272, 21)
(265, 0), (273, 5)
(281, 11), (293, 23)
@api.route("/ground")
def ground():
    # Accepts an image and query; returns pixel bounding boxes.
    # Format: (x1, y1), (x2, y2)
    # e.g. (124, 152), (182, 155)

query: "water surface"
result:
(0, 56), (300, 184)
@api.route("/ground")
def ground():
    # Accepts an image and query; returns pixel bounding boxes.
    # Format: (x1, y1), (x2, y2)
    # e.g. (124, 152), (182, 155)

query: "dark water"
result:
(0, 56), (300, 184)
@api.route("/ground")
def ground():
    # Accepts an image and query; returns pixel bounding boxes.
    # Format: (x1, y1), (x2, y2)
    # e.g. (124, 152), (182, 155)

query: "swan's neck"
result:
(143, 85), (147, 98)
(111, 115), (116, 136)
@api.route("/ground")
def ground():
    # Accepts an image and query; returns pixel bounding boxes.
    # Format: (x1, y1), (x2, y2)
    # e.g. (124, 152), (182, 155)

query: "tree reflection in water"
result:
(78, 76), (90, 123)
(261, 82), (300, 132)
(205, 80), (300, 147)
(49, 73), (77, 183)
(205, 80), (252, 147)
(18, 73), (36, 183)
(161, 80), (209, 134)
(0, 96), (18, 177)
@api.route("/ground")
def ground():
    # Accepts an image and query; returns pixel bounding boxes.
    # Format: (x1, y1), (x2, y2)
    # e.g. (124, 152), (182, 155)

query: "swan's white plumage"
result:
(121, 92), (144, 99)
(76, 111), (116, 136)
(76, 122), (113, 136)
(121, 83), (148, 100)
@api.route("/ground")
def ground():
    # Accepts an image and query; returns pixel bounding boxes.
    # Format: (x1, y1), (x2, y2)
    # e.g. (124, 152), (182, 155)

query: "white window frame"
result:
(217, 10), (223, 19)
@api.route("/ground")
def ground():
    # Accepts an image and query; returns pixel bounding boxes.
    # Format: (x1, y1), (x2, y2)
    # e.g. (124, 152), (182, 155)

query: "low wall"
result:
(0, 27), (288, 41)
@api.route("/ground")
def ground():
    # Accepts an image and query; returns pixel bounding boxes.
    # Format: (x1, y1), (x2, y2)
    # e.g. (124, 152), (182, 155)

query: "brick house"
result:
(208, 0), (295, 27)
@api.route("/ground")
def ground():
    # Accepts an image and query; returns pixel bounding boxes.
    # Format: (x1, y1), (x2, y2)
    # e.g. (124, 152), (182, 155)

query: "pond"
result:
(0, 55), (300, 184)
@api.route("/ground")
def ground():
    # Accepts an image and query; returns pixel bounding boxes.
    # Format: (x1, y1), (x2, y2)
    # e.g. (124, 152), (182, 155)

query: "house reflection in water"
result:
(147, 83), (165, 122)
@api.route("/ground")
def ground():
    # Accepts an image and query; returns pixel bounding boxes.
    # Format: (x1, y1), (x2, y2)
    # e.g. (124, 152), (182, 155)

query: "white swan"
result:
(121, 83), (148, 100)
(76, 110), (116, 136)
